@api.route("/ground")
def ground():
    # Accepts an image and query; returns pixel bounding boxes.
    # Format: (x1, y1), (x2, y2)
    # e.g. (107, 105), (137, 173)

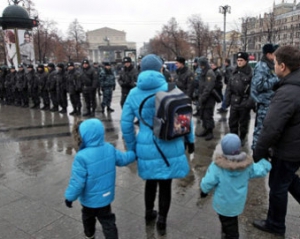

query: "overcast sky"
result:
(0, 0), (284, 48)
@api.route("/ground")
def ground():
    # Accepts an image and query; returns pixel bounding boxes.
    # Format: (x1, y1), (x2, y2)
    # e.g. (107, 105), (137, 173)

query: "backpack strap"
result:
(138, 93), (155, 129)
(152, 136), (170, 167)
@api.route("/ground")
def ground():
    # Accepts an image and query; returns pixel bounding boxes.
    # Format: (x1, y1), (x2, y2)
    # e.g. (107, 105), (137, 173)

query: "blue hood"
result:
(137, 70), (166, 91)
(79, 119), (104, 149)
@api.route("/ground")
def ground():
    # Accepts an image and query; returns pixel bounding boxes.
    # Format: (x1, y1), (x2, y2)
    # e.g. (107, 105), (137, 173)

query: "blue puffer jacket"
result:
(121, 70), (194, 180)
(201, 153), (271, 216)
(65, 119), (135, 208)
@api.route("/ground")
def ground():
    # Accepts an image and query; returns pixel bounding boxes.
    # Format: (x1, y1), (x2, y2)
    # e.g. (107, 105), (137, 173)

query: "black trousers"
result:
(145, 179), (172, 218)
(218, 214), (239, 239)
(83, 90), (96, 112)
(229, 106), (251, 140)
(82, 204), (118, 239)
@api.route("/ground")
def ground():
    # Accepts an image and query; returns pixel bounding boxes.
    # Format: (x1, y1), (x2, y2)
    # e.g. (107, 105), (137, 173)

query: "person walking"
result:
(120, 54), (194, 236)
(200, 133), (271, 239)
(65, 118), (136, 239)
(252, 45), (300, 237)
(225, 52), (254, 146)
(99, 62), (116, 113)
(250, 44), (279, 151)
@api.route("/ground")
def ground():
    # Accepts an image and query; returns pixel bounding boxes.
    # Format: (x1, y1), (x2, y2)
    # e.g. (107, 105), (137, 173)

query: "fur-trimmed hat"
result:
(141, 54), (163, 72)
(262, 43), (276, 55)
(237, 52), (249, 61)
(221, 133), (241, 156)
(198, 56), (208, 67)
(175, 56), (185, 65)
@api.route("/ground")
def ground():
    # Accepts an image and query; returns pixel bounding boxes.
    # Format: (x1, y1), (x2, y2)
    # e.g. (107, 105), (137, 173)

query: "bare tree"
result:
(67, 19), (87, 62)
(187, 14), (210, 57)
(240, 17), (252, 52)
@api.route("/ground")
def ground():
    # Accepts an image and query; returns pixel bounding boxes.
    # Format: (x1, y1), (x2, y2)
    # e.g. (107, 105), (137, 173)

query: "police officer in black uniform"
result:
(27, 64), (40, 109)
(56, 63), (68, 113)
(80, 59), (98, 117)
(36, 64), (49, 110)
(47, 63), (58, 112)
(16, 64), (29, 107)
(66, 62), (82, 116)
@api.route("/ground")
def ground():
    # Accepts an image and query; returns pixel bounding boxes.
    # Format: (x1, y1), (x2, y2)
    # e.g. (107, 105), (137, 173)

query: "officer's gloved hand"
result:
(65, 199), (73, 208)
(200, 190), (208, 198)
(184, 142), (195, 154)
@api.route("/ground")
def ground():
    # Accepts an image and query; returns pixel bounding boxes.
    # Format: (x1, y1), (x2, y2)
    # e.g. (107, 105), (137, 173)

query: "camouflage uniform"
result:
(251, 56), (279, 150)
(100, 67), (116, 112)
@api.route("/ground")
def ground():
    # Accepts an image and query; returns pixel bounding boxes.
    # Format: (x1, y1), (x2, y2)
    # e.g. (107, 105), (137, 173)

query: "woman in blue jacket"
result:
(121, 54), (194, 235)
(65, 118), (135, 239)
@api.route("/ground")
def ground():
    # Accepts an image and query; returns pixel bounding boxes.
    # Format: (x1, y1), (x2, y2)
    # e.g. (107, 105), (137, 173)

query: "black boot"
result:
(145, 210), (157, 225)
(50, 106), (58, 112)
(196, 128), (208, 137)
(100, 104), (105, 113)
(83, 110), (91, 117)
(59, 108), (67, 113)
(205, 129), (214, 141)
(156, 215), (167, 236)
(107, 106), (114, 113)
(76, 107), (81, 116)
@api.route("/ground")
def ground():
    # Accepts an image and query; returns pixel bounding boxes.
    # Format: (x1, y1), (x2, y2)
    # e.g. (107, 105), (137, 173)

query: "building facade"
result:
(241, 0), (300, 60)
(86, 27), (136, 64)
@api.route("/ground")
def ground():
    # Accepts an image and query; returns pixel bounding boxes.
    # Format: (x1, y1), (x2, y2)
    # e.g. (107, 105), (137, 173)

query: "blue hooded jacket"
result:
(121, 70), (194, 180)
(201, 153), (271, 216)
(65, 119), (135, 208)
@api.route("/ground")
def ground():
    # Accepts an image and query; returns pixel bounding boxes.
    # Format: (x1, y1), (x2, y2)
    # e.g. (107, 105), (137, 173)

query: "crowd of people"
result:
(1, 44), (299, 239)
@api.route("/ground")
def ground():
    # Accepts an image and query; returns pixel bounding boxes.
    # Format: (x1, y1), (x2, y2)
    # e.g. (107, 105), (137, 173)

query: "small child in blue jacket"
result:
(200, 133), (271, 239)
(65, 118), (136, 239)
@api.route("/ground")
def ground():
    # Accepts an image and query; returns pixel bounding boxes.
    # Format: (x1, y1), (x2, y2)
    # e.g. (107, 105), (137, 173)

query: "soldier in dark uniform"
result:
(16, 64), (29, 107)
(210, 61), (223, 103)
(196, 57), (217, 141)
(174, 56), (194, 99)
(81, 59), (98, 117)
(0, 65), (8, 104)
(56, 63), (68, 113)
(118, 56), (138, 108)
(66, 62), (82, 116)
(6, 66), (17, 105)
(47, 63), (58, 112)
(100, 62), (116, 113)
(36, 64), (50, 110)
(27, 64), (40, 109)
(225, 52), (254, 146)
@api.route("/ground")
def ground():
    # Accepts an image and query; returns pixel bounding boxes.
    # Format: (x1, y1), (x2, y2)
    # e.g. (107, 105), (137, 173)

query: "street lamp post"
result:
(219, 5), (231, 62)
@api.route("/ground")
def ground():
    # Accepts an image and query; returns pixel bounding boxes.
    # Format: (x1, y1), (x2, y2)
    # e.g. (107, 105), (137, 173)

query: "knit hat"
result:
(27, 64), (34, 69)
(262, 44), (276, 55)
(123, 57), (132, 63)
(141, 54), (163, 72)
(237, 52), (249, 61)
(221, 133), (241, 155)
(175, 56), (185, 65)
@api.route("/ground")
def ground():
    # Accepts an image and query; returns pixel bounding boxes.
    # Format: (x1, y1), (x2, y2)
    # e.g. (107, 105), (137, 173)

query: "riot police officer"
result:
(56, 63), (68, 113)
(36, 64), (49, 110)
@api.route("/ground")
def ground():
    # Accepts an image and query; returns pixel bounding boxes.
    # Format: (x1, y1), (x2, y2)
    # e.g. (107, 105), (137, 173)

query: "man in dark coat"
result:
(252, 45), (300, 237)
(196, 56), (217, 141)
(100, 62), (116, 113)
(174, 56), (194, 99)
(118, 57), (138, 108)
(36, 65), (49, 110)
(47, 63), (58, 112)
(81, 59), (98, 117)
(56, 63), (68, 114)
(66, 62), (82, 116)
(225, 52), (254, 146)
(15, 64), (28, 107)
(218, 58), (232, 113)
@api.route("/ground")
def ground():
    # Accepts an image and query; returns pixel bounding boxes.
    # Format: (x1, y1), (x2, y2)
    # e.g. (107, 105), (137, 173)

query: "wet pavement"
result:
(0, 85), (299, 239)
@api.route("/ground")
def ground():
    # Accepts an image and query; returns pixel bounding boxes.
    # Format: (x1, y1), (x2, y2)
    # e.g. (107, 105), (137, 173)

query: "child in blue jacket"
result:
(64, 118), (135, 239)
(200, 133), (271, 239)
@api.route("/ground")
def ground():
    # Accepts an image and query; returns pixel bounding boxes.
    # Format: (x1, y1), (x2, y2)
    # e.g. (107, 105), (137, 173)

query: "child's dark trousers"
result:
(82, 204), (118, 239)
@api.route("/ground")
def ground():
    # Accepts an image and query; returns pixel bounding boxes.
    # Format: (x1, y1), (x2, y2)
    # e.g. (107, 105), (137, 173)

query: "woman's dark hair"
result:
(274, 45), (300, 72)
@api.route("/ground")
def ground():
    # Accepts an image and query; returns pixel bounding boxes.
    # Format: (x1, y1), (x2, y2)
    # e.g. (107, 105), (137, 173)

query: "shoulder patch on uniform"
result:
(207, 77), (211, 81)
